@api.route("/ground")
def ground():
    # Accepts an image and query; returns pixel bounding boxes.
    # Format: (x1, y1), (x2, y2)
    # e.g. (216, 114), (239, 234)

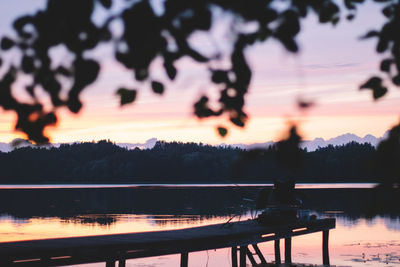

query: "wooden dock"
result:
(0, 218), (335, 266)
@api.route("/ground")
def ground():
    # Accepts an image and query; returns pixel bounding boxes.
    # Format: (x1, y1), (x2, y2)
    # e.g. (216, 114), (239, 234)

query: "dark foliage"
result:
(234, 140), (377, 182)
(0, 0), (399, 143)
(364, 124), (400, 215)
(0, 140), (241, 183)
(0, 140), (380, 183)
(372, 123), (400, 186)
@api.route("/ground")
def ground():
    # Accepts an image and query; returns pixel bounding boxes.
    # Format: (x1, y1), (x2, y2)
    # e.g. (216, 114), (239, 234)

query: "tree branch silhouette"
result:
(0, 0), (399, 144)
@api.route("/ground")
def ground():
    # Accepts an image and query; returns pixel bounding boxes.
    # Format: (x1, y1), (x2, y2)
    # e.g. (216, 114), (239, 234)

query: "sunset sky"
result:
(0, 1), (399, 145)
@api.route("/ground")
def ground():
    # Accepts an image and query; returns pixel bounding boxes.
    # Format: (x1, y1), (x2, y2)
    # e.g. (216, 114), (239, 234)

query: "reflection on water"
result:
(310, 214), (400, 267)
(341, 240), (400, 265)
(0, 214), (240, 242)
(0, 186), (399, 266)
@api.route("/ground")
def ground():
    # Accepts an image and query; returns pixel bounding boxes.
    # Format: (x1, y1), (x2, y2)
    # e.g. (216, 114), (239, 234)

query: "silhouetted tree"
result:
(0, 140), (379, 183)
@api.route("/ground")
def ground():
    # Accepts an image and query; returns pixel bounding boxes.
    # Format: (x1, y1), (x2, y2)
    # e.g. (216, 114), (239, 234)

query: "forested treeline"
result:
(0, 140), (379, 183)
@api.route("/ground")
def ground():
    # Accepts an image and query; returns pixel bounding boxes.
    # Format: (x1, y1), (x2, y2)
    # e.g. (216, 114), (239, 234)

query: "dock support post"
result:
(180, 252), (188, 267)
(274, 239), (281, 264)
(245, 247), (257, 266)
(323, 230), (330, 266)
(231, 247), (238, 267)
(252, 244), (267, 265)
(285, 238), (292, 264)
(106, 260), (115, 267)
(118, 259), (126, 267)
(239, 246), (246, 267)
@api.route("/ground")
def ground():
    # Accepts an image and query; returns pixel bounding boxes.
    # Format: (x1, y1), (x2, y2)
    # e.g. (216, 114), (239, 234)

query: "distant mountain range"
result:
(226, 133), (383, 151)
(0, 133), (384, 153)
(301, 133), (382, 151)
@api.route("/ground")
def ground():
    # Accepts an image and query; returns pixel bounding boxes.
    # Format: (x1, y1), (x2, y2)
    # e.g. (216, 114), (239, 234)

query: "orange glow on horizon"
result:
(0, 215), (232, 243)
(0, 111), (398, 145)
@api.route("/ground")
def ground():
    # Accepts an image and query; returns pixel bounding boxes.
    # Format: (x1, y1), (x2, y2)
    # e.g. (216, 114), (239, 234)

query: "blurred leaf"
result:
(21, 56), (35, 73)
(26, 85), (35, 97)
(392, 75), (400, 86)
(344, 0), (356, 9)
(360, 30), (379, 39)
(12, 16), (34, 39)
(194, 96), (222, 118)
(377, 37), (388, 53)
(217, 126), (228, 137)
(164, 62), (177, 80)
(135, 69), (149, 81)
(151, 81), (164, 94)
(73, 59), (100, 89)
(66, 59), (100, 113)
(319, 2), (340, 23)
(280, 37), (298, 52)
(360, 76), (382, 89)
(99, 0), (112, 9)
(331, 17), (340, 25)
(1, 37), (15, 50)
(211, 70), (229, 84)
(56, 66), (72, 77)
(297, 99), (314, 109)
(380, 59), (393, 72)
(360, 76), (387, 100)
(373, 0), (393, 3)
(230, 113), (247, 127)
(382, 5), (394, 17)
(116, 88), (137, 106)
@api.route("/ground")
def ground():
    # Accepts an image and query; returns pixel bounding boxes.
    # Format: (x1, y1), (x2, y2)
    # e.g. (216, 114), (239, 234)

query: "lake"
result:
(0, 184), (399, 266)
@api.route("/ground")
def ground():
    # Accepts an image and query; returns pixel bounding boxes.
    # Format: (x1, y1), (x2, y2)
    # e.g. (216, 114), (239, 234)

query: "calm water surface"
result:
(0, 184), (398, 266)
(0, 183), (378, 189)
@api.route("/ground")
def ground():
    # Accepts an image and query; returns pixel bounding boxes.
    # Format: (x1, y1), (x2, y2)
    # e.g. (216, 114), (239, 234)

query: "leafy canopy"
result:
(0, 0), (399, 143)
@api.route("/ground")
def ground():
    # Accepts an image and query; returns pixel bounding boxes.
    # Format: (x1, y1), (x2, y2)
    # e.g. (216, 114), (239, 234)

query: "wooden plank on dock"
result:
(0, 218), (335, 266)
